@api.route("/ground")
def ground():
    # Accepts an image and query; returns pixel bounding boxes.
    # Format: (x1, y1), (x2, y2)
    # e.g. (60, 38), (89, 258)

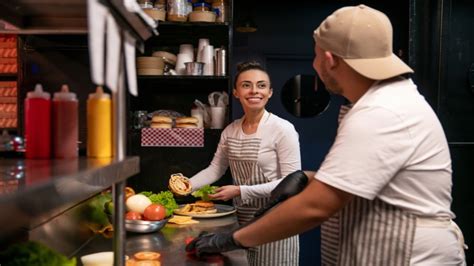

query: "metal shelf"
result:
(0, 156), (139, 239)
(0, 0), (154, 42)
(138, 75), (229, 79)
(136, 75), (229, 90)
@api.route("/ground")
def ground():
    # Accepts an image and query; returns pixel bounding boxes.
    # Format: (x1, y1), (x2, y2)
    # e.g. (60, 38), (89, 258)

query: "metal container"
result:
(132, 110), (148, 129)
(125, 217), (169, 233)
(214, 48), (226, 76)
(184, 62), (204, 75)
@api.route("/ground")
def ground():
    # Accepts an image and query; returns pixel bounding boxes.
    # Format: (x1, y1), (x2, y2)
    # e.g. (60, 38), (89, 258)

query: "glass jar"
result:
(138, 0), (153, 9)
(132, 110), (148, 129)
(193, 2), (211, 11)
(167, 0), (188, 22)
(211, 0), (227, 22)
(154, 0), (166, 10)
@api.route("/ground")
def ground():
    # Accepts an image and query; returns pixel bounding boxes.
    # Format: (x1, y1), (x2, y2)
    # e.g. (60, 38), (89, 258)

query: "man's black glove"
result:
(185, 231), (245, 256)
(254, 170), (308, 218)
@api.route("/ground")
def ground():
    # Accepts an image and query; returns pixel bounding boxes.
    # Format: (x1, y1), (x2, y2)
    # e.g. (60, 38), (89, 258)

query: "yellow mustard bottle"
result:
(87, 86), (112, 158)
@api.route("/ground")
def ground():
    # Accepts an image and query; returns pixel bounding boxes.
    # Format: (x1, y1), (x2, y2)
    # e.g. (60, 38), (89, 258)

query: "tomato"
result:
(125, 211), (143, 220)
(185, 237), (196, 255)
(143, 204), (166, 221)
(185, 236), (195, 245)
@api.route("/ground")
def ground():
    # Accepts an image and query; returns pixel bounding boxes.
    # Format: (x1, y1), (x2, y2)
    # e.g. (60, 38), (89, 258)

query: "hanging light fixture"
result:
(235, 13), (257, 33)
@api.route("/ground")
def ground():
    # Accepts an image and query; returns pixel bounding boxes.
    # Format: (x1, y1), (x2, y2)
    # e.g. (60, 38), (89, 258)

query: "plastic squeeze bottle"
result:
(87, 86), (112, 158)
(24, 84), (51, 159)
(52, 84), (78, 158)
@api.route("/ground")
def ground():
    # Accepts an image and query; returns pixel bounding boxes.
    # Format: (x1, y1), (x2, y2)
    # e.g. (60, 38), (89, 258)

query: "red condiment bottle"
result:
(24, 84), (51, 159)
(52, 84), (78, 158)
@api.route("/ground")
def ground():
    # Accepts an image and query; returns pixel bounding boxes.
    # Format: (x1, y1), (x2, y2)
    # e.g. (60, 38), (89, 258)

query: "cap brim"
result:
(343, 54), (414, 80)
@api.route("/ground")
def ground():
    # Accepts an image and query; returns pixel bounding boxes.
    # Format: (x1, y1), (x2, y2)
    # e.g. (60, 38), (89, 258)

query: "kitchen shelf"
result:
(0, 73), (17, 77)
(158, 21), (230, 29)
(0, 0), (154, 42)
(146, 22), (230, 49)
(0, 156), (139, 238)
(138, 75), (229, 80)
(137, 75), (229, 84)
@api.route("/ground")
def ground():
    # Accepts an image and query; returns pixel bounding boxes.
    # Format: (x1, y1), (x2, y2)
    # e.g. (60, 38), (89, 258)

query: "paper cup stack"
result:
(175, 44), (195, 75)
(137, 56), (165, 75)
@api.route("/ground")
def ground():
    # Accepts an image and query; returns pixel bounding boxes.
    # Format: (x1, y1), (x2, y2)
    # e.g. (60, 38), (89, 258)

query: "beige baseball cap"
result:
(314, 5), (413, 80)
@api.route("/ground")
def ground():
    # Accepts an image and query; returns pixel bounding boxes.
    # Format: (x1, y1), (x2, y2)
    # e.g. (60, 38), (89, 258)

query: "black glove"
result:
(254, 170), (308, 218)
(185, 231), (244, 256)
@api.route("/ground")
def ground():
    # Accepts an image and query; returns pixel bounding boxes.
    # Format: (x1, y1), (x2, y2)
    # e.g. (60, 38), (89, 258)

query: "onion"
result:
(125, 194), (152, 214)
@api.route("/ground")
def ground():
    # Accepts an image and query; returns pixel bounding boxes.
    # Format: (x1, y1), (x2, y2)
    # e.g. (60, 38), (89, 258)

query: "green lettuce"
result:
(191, 185), (218, 201)
(0, 241), (76, 266)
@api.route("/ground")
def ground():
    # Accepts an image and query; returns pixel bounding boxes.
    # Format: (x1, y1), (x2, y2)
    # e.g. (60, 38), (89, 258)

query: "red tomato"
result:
(143, 203), (166, 221)
(185, 237), (196, 255)
(125, 211), (142, 220)
(185, 236), (195, 245)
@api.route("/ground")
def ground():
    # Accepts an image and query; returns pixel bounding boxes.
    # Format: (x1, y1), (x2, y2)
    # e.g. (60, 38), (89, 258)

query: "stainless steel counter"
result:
(0, 157), (139, 238)
(126, 214), (248, 265)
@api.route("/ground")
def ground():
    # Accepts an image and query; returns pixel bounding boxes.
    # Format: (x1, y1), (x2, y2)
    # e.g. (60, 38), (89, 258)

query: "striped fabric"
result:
(337, 103), (353, 124)
(228, 136), (299, 266)
(320, 103), (352, 264)
(320, 104), (416, 265)
(321, 198), (417, 266)
(321, 213), (341, 265)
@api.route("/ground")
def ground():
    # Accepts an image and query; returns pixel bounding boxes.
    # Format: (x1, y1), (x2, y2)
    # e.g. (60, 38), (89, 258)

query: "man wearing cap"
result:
(187, 5), (467, 265)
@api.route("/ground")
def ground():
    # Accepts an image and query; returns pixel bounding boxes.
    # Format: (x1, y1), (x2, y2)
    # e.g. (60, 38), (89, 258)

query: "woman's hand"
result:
(208, 185), (240, 201)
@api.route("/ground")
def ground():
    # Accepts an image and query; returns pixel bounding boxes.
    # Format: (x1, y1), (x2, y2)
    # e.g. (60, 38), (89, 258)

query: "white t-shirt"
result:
(316, 78), (454, 217)
(190, 110), (301, 200)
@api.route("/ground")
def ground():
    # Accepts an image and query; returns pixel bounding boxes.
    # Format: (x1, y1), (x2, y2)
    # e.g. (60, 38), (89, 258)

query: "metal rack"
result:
(0, 1), (156, 265)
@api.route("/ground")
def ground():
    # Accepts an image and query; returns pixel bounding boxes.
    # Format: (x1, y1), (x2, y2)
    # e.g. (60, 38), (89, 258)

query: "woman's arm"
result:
(190, 133), (230, 191)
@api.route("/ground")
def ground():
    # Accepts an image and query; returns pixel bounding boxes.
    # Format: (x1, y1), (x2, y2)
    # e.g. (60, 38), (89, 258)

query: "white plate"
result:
(174, 204), (236, 218)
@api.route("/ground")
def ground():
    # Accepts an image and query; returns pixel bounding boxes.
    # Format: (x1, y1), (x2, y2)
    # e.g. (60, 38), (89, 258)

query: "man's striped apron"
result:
(321, 104), (416, 265)
(321, 197), (416, 265)
(228, 136), (299, 266)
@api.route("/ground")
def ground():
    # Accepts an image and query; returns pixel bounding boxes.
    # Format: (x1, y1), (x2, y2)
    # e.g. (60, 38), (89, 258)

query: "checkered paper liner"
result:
(141, 128), (204, 147)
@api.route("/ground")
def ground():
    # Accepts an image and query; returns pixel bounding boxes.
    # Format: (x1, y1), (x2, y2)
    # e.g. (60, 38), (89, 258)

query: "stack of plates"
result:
(137, 56), (164, 75)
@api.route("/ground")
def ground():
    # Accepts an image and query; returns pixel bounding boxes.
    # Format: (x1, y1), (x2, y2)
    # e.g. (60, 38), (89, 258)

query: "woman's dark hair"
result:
(234, 61), (271, 88)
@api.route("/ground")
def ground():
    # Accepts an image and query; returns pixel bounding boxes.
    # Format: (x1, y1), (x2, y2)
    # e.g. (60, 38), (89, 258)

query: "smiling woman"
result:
(233, 61), (273, 134)
(188, 60), (302, 265)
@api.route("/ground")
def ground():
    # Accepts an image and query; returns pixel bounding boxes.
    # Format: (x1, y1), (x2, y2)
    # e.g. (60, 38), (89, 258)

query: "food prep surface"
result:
(127, 214), (247, 265)
(77, 213), (247, 265)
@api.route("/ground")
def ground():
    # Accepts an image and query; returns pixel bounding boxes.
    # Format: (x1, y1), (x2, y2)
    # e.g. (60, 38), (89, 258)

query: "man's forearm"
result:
(304, 171), (316, 182)
(233, 180), (352, 247)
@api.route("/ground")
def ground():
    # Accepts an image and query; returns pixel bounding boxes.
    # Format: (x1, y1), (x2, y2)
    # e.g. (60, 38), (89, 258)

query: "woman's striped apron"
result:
(321, 197), (416, 266)
(228, 136), (299, 266)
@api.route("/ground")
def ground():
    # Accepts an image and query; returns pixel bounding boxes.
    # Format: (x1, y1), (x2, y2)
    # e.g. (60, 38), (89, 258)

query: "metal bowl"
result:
(125, 217), (170, 233)
(106, 212), (170, 234)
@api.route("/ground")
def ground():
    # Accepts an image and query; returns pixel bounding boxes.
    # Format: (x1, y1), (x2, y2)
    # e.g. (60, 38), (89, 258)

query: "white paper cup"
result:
(179, 44), (194, 61)
(210, 106), (226, 129)
(175, 53), (193, 75)
(197, 38), (210, 62)
(200, 45), (214, 75)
